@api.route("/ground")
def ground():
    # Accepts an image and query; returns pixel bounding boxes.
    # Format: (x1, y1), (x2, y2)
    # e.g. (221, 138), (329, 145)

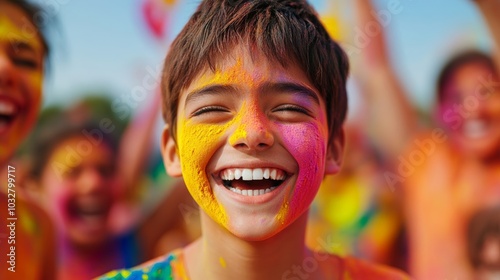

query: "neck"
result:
(184, 211), (329, 280)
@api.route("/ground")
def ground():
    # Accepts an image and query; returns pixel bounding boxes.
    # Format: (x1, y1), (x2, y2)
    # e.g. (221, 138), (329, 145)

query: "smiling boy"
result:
(99, 0), (408, 279)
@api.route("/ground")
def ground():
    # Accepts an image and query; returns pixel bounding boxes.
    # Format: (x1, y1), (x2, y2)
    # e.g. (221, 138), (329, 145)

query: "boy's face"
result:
(162, 45), (342, 240)
(438, 62), (500, 159)
(0, 2), (44, 165)
(40, 136), (118, 247)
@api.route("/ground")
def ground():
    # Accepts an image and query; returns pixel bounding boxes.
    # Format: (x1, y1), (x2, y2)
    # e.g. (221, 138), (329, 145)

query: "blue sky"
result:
(38, 0), (492, 111)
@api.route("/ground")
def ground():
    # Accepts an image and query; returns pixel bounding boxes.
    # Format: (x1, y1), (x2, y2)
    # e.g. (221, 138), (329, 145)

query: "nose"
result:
(77, 168), (106, 195)
(229, 107), (274, 151)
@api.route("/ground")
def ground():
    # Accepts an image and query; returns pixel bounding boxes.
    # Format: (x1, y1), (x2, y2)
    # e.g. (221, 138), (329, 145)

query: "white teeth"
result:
(463, 119), (488, 139)
(242, 169), (252, 180)
(263, 169), (270, 179)
(0, 101), (16, 115)
(252, 168), (263, 180)
(226, 169), (234, 180)
(227, 186), (277, 196)
(234, 169), (242, 180)
(270, 169), (277, 180)
(220, 168), (286, 181)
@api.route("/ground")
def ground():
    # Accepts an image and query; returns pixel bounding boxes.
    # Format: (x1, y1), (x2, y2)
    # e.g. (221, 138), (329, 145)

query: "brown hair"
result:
(161, 0), (349, 145)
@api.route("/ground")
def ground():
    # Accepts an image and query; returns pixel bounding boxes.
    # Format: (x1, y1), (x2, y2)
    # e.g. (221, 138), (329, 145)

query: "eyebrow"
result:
(185, 84), (238, 105)
(10, 40), (40, 55)
(258, 82), (320, 105)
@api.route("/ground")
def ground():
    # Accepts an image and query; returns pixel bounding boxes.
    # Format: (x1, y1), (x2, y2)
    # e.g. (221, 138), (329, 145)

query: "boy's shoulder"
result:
(342, 256), (410, 280)
(96, 249), (186, 280)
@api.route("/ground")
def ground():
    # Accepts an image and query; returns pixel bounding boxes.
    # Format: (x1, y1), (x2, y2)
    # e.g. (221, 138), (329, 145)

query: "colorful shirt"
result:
(98, 249), (187, 280)
(97, 249), (409, 280)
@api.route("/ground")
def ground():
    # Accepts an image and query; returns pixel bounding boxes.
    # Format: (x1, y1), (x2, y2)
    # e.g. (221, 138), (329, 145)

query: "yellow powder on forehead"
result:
(195, 57), (267, 90)
(0, 16), (42, 51)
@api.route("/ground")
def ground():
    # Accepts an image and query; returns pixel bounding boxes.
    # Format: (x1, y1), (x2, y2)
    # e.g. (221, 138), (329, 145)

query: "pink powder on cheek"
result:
(276, 122), (328, 225)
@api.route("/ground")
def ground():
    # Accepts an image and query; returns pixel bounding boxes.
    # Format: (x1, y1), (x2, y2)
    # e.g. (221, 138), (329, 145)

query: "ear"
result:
(160, 125), (182, 177)
(325, 128), (345, 175)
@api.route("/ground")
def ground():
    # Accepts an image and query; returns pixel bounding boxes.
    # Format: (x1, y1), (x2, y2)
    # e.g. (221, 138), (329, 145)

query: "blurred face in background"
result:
(0, 1), (44, 165)
(39, 136), (118, 248)
(439, 61), (500, 160)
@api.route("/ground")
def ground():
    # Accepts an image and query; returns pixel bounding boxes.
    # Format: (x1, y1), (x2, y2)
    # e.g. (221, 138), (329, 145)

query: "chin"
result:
(228, 220), (282, 241)
(68, 230), (109, 249)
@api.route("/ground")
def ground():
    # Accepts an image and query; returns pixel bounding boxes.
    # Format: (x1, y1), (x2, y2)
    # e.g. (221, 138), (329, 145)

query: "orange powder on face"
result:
(195, 57), (265, 92)
(0, 16), (43, 52)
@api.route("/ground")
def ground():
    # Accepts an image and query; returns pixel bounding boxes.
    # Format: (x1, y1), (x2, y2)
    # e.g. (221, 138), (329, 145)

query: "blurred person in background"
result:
(353, 0), (500, 278)
(22, 95), (197, 280)
(0, 0), (57, 279)
(468, 206), (500, 280)
(306, 123), (404, 268)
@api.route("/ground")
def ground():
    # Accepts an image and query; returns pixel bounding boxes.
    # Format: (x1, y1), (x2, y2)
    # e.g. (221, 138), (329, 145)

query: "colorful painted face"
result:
(163, 45), (341, 240)
(40, 136), (118, 247)
(439, 62), (500, 159)
(0, 2), (44, 165)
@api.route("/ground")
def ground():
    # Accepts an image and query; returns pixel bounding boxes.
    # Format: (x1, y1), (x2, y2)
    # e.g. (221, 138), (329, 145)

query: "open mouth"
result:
(0, 100), (17, 133)
(67, 199), (110, 227)
(218, 168), (288, 197)
(462, 119), (490, 139)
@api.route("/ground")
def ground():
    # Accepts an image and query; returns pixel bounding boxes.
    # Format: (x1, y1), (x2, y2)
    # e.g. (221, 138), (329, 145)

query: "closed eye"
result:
(273, 104), (311, 116)
(191, 105), (230, 117)
(12, 57), (39, 69)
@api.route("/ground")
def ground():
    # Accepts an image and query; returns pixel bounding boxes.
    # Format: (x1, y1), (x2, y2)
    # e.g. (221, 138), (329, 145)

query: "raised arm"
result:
(475, 0), (500, 71)
(352, 0), (419, 159)
(116, 90), (161, 198)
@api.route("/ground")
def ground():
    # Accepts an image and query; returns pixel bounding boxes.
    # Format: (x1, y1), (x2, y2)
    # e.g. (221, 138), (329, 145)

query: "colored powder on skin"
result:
(177, 56), (270, 228)
(228, 122), (247, 147)
(0, 16), (43, 52)
(277, 123), (328, 226)
(195, 57), (265, 92)
(275, 202), (289, 225)
(219, 257), (226, 268)
(18, 207), (37, 234)
(178, 53), (327, 231)
(177, 120), (229, 226)
(177, 109), (245, 228)
(0, 15), (43, 159)
(49, 142), (80, 180)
